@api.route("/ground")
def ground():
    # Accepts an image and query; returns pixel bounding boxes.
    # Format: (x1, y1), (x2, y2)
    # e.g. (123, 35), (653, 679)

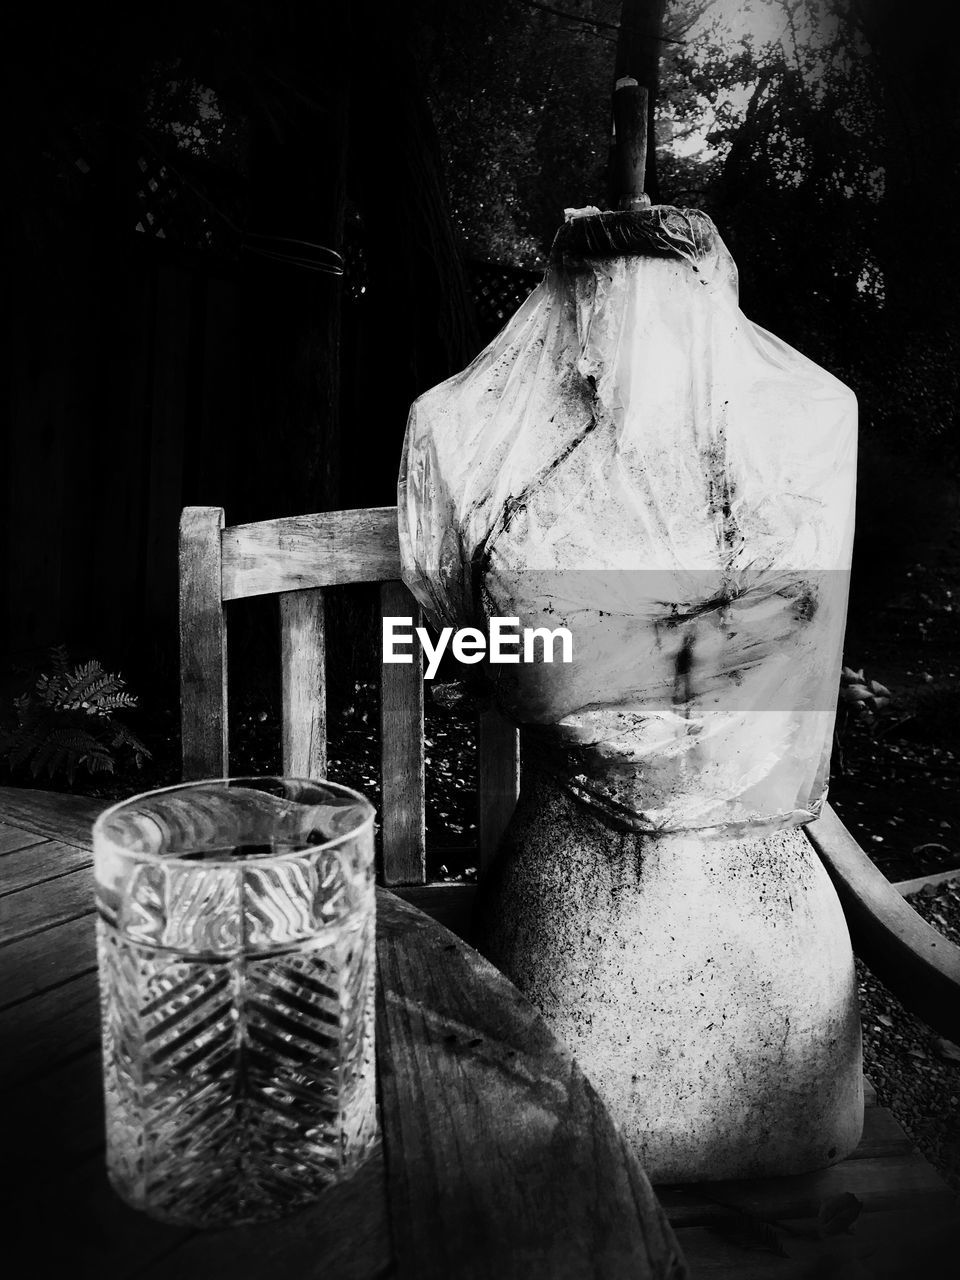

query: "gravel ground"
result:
(830, 544), (960, 882)
(858, 876), (960, 1193)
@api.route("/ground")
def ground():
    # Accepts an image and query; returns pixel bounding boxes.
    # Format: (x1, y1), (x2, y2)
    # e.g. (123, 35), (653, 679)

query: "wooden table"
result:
(2, 787), (957, 1279)
(0, 787), (683, 1280)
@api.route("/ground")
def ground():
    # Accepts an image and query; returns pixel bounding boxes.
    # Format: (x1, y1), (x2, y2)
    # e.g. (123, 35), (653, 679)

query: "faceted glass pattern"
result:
(93, 778), (377, 1227)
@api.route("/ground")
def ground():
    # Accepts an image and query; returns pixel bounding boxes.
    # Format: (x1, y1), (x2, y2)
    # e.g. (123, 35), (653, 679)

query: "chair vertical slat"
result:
(478, 710), (520, 870)
(179, 506), (228, 779)
(279, 588), (327, 779)
(379, 581), (426, 885)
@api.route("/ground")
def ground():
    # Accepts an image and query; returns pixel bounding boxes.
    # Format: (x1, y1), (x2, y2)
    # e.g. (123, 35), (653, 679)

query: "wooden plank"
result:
(657, 1153), (955, 1227)
(0, 968), (100, 1089)
(144, 263), (192, 625)
(0, 788), (100, 847)
(806, 803), (960, 1043)
(131, 1150), (391, 1280)
(8, 1151), (193, 1279)
(0, 867), (93, 945)
(894, 866), (960, 897)
(477, 709), (520, 870)
(6, 309), (68, 650)
(673, 1205), (960, 1278)
(394, 882), (476, 939)
(179, 505), (228, 779)
(222, 506), (401, 601)
(379, 581), (425, 886)
(59, 223), (151, 649)
(375, 888), (688, 1279)
(849, 1106), (915, 1162)
(0, 839), (91, 896)
(6, 1047), (104, 1173)
(0, 915), (97, 1007)
(279, 587), (327, 779)
(108, 250), (155, 648)
(196, 273), (241, 503)
(612, 78), (649, 207)
(8, 1143), (387, 1280)
(0, 826), (48, 856)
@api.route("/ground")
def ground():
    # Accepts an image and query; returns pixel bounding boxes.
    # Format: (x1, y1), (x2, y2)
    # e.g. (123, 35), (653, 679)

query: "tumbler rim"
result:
(93, 775), (376, 870)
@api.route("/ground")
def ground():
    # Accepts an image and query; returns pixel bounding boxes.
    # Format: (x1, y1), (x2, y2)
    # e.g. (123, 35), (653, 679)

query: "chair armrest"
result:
(805, 803), (960, 1044)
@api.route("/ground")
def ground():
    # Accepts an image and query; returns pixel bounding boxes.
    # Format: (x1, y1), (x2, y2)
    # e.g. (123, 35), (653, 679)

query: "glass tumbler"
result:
(93, 777), (377, 1227)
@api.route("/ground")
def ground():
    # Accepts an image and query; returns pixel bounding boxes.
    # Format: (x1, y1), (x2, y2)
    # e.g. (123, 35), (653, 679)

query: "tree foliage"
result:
(422, 0), (958, 476)
(694, 2), (958, 469)
(422, 0), (621, 264)
(1, 648), (151, 784)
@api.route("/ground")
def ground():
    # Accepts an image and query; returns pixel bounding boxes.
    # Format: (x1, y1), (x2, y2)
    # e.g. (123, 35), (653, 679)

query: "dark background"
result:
(3, 2), (959, 1186)
(2, 0), (958, 796)
(2, 1), (478, 669)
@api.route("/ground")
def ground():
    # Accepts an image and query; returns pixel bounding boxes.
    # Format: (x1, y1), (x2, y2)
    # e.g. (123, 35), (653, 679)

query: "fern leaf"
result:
(5, 724), (48, 771)
(40, 724), (102, 753)
(81, 749), (116, 774)
(12, 692), (33, 719)
(93, 691), (139, 714)
(5, 649), (146, 783)
(32, 725), (103, 781)
(62, 662), (126, 711)
(110, 724), (153, 760)
(36, 672), (68, 707)
(48, 644), (71, 676)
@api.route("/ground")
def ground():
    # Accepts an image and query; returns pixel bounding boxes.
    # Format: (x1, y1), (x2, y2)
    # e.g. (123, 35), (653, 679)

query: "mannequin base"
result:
(474, 773), (863, 1183)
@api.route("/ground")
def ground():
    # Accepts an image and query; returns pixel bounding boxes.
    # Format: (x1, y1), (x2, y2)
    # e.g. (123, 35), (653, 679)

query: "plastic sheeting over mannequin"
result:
(399, 207), (856, 839)
(398, 207), (864, 1182)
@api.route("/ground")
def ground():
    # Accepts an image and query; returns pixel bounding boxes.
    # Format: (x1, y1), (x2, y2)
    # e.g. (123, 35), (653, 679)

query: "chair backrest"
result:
(179, 505), (520, 904)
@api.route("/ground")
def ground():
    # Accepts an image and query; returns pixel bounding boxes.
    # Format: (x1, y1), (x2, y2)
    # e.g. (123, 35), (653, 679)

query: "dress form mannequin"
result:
(400, 206), (862, 1179)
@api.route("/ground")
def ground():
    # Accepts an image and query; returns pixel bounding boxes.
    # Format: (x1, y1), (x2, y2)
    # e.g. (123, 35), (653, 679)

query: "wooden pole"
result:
(612, 76), (650, 209)
(611, 0), (666, 204)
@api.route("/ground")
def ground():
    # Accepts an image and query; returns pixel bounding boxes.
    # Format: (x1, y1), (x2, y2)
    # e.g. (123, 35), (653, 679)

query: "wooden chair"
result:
(178, 504), (518, 932)
(179, 503), (960, 1046)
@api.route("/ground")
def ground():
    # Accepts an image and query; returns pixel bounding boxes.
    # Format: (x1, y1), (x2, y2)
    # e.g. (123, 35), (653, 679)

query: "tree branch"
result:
(523, 1), (685, 42)
(526, 1), (618, 31)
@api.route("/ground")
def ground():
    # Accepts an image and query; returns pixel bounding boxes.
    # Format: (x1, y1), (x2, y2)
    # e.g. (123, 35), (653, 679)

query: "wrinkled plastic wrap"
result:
(399, 207), (857, 836)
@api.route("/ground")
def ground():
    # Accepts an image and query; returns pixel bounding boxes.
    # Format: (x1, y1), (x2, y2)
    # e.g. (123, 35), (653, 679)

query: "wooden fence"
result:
(4, 232), (542, 667)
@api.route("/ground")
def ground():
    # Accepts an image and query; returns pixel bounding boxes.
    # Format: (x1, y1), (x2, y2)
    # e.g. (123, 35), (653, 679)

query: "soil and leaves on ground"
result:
(832, 528), (960, 881)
